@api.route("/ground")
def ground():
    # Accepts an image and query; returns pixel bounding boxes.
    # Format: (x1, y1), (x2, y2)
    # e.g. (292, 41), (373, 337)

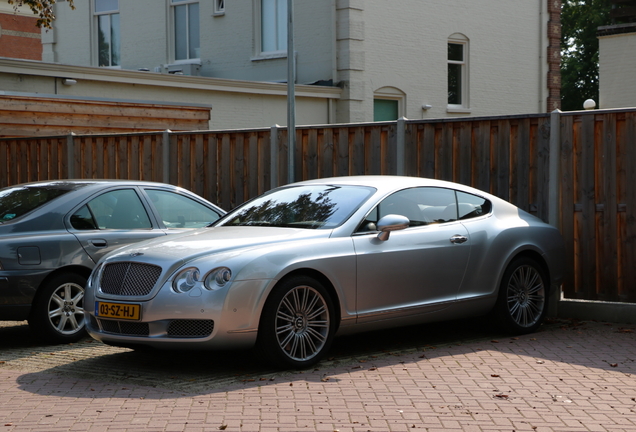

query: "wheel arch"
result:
(32, 265), (92, 303)
(506, 249), (551, 290)
(271, 268), (342, 332)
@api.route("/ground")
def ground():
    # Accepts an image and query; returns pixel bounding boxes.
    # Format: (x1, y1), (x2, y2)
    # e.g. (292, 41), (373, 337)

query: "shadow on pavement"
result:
(7, 315), (634, 399)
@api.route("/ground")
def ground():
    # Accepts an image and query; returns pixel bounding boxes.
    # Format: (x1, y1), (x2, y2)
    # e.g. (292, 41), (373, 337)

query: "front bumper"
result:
(85, 278), (274, 350)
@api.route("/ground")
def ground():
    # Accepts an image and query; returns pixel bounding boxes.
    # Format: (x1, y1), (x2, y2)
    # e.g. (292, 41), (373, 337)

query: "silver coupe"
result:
(85, 176), (566, 368)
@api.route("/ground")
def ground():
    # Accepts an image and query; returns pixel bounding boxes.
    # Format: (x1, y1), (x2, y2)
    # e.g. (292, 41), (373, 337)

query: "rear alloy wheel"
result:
(495, 258), (548, 335)
(257, 276), (335, 369)
(29, 273), (87, 344)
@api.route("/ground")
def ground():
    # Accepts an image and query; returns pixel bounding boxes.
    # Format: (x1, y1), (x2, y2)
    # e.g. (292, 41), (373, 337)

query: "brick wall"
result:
(0, 12), (41, 61)
(547, 0), (562, 111)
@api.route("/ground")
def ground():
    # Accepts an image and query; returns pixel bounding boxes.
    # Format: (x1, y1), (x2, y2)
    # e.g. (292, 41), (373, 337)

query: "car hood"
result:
(105, 226), (332, 265)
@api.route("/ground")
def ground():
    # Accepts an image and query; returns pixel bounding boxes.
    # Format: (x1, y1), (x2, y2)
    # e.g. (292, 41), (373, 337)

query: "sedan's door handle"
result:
(450, 235), (468, 244)
(89, 239), (108, 248)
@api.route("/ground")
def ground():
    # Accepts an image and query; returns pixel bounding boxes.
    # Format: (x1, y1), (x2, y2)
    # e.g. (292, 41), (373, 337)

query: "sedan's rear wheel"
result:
(29, 273), (87, 344)
(495, 257), (548, 335)
(257, 276), (335, 369)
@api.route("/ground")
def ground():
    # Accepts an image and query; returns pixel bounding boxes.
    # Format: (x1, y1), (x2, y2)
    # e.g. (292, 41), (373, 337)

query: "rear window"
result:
(0, 185), (75, 222)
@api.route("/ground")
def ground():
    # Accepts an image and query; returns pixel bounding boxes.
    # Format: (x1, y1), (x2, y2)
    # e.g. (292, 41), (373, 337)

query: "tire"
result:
(494, 257), (548, 335)
(28, 273), (87, 344)
(256, 275), (336, 369)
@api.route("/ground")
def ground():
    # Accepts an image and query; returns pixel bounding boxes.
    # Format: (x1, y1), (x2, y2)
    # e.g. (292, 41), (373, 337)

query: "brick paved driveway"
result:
(1, 318), (634, 432)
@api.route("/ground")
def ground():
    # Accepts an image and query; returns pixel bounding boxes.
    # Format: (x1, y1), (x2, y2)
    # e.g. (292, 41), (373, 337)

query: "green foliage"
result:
(8, 0), (75, 29)
(560, 0), (612, 111)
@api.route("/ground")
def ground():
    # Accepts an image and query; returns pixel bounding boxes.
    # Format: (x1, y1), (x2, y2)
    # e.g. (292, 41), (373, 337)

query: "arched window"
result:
(373, 87), (406, 121)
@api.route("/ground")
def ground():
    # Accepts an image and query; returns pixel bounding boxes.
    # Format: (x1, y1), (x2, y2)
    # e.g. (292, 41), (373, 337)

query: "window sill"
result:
(446, 107), (472, 114)
(251, 52), (287, 62)
(171, 59), (202, 65)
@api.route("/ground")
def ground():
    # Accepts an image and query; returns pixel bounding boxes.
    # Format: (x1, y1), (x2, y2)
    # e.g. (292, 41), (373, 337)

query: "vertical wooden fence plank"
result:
(320, 128), (334, 179)
(619, 112), (636, 302)
(597, 113), (618, 301)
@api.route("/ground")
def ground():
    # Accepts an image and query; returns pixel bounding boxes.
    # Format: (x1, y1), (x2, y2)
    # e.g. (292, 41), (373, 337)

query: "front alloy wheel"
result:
(495, 258), (548, 334)
(29, 273), (87, 344)
(257, 276), (335, 368)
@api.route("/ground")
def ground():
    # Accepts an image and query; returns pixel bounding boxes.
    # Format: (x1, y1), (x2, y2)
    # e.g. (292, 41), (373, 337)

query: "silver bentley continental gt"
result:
(85, 176), (566, 368)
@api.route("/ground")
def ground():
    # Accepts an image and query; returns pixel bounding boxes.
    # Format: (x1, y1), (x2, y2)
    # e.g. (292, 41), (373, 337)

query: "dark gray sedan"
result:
(0, 180), (224, 344)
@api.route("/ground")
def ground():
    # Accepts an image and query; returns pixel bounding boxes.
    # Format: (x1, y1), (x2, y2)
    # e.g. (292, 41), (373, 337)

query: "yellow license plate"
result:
(95, 301), (141, 320)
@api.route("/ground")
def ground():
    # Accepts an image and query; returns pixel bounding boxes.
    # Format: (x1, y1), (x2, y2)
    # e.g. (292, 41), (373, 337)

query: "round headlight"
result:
(173, 267), (200, 293)
(204, 267), (232, 290)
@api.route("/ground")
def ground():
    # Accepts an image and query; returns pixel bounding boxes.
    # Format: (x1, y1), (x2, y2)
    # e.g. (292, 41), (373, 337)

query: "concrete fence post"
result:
(396, 117), (407, 176)
(270, 124), (280, 189)
(162, 129), (171, 184)
(66, 132), (75, 179)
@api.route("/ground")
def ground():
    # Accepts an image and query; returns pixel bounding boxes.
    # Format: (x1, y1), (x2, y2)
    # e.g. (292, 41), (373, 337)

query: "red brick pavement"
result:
(1, 320), (635, 432)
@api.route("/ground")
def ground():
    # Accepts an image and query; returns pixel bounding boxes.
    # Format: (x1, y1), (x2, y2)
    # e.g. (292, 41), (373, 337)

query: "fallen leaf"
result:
(352, 365), (362, 369)
(494, 394), (509, 399)
(491, 340), (499, 343)
(610, 363), (618, 367)
(617, 328), (634, 333)
(218, 425), (227, 430)
(369, 367), (377, 371)
(491, 374), (500, 378)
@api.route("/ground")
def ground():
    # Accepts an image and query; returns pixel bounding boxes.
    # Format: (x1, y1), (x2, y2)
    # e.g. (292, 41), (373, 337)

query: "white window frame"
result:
(94, 0), (120, 68)
(213, 0), (225, 16)
(447, 34), (470, 113)
(253, 0), (288, 60)
(170, 0), (200, 63)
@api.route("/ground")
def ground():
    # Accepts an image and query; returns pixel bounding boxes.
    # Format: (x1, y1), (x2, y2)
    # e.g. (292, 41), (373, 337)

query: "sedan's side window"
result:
(357, 187), (458, 232)
(456, 191), (491, 220)
(71, 189), (151, 230)
(145, 189), (222, 228)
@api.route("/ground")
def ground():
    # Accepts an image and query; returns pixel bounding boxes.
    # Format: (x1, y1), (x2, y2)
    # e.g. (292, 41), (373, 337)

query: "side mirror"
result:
(376, 214), (409, 241)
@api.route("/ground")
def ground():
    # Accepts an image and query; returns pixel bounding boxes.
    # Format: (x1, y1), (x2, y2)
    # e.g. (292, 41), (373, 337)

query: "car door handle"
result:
(450, 235), (468, 244)
(89, 239), (108, 248)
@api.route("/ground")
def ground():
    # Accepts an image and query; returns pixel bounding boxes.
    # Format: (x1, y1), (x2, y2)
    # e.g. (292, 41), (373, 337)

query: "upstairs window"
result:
(261, 0), (287, 54)
(214, 0), (225, 15)
(172, 0), (200, 61)
(448, 34), (469, 109)
(95, 0), (120, 67)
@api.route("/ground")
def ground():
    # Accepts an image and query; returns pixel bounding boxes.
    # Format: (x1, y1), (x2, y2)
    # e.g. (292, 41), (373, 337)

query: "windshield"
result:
(0, 184), (77, 222)
(220, 184), (375, 229)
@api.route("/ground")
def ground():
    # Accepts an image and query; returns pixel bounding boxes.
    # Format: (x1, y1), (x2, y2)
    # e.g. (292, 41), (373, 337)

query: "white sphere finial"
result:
(583, 99), (596, 110)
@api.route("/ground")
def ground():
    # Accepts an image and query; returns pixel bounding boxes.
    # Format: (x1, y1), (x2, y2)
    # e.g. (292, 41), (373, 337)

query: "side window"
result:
(172, 0), (200, 61)
(145, 189), (221, 228)
(70, 205), (98, 230)
(456, 191), (491, 220)
(95, 0), (120, 67)
(75, 189), (151, 230)
(357, 187), (458, 232)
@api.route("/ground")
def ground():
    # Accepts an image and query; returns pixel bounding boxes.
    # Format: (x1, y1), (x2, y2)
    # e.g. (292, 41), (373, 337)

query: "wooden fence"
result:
(1, 109), (635, 303)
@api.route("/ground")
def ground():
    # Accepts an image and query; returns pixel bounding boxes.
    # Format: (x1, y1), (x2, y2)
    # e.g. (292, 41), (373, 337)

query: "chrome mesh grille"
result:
(100, 262), (162, 296)
(167, 320), (214, 338)
(98, 319), (150, 336)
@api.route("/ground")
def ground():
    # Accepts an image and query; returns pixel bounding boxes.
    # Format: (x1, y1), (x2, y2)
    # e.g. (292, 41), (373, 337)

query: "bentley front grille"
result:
(100, 262), (162, 296)
(167, 320), (214, 338)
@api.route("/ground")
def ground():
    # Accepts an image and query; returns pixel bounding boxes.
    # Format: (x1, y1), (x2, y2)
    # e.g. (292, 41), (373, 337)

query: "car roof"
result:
(292, 175), (491, 198)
